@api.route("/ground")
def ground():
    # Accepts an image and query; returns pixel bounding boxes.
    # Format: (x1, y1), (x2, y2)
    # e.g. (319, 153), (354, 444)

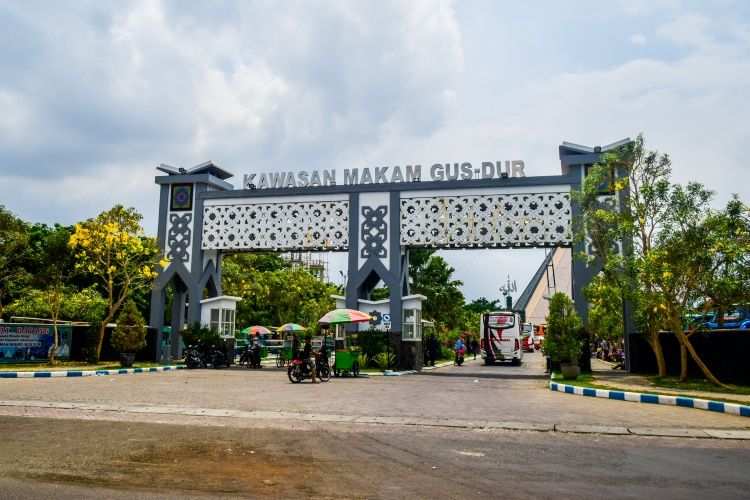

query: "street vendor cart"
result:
(318, 309), (372, 378)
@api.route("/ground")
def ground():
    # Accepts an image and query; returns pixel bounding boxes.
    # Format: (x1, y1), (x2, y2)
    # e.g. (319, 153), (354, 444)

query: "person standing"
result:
(470, 338), (479, 360)
(426, 334), (438, 367)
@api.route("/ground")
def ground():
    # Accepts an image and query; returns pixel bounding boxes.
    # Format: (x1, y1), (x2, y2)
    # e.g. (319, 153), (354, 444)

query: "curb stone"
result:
(550, 381), (750, 418)
(0, 365), (185, 378)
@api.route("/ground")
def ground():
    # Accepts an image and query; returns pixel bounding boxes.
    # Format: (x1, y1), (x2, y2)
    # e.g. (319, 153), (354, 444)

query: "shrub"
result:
(356, 328), (386, 358)
(181, 322), (221, 352)
(544, 292), (584, 364)
(373, 351), (396, 370)
(111, 300), (147, 353)
(357, 353), (370, 369)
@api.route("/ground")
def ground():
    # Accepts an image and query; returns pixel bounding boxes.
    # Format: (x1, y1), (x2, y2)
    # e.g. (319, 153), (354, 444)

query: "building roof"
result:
(157, 160), (234, 180)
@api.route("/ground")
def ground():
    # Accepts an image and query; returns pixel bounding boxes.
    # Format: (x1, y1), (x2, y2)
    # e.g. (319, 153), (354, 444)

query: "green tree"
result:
(584, 273), (623, 344)
(698, 195), (750, 326)
(222, 254), (336, 329)
(465, 297), (501, 314)
(111, 300), (147, 353)
(69, 205), (161, 361)
(578, 135), (741, 386)
(31, 224), (74, 364)
(410, 255), (465, 330)
(0, 205), (29, 319)
(576, 134), (672, 377)
(544, 292), (584, 364)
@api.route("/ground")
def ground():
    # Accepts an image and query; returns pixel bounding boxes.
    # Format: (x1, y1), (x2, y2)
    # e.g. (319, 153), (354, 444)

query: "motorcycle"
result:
(238, 344), (262, 368)
(184, 345), (206, 369)
(287, 352), (331, 383)
(454, 347), (465, 366)
(209, 347), (230, 368)
(184, 343), (230, 369)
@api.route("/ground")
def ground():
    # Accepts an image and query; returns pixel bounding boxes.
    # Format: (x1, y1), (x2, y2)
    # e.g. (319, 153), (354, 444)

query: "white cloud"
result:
(629, 33), (647, 45)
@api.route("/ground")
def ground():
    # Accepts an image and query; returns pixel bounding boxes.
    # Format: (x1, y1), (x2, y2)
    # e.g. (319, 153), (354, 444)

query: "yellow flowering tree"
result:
(69, 205), (162, 361)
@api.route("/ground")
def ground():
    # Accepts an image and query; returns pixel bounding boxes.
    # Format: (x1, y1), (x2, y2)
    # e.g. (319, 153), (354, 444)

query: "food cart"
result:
(318, 309), (372, 378)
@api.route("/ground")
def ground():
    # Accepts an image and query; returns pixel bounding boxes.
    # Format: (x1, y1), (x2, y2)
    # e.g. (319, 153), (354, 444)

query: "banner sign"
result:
(0, 324), (73, 363)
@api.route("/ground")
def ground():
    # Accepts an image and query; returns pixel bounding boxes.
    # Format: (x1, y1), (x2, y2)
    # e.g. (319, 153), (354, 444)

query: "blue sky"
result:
(1, 0), (748, 302)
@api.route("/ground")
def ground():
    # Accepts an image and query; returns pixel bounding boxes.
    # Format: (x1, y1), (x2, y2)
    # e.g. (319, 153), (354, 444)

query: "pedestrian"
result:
(470, 338), (479, 360)
(426, 334), (438, 367)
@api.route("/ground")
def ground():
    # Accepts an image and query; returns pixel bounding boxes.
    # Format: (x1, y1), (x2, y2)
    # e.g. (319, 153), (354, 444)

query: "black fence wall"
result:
(629, 331), (750, 384)
(70, 326), (159, 362)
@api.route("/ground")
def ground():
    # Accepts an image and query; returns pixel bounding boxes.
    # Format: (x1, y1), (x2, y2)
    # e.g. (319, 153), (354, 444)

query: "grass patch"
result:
(0, 361), (176, 372)
(647, 376), (750, 396)
(551, 372), (750, 406)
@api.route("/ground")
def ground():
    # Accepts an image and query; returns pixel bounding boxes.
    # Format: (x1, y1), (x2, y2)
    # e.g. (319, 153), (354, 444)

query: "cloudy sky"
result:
(1, 0), (748, 302)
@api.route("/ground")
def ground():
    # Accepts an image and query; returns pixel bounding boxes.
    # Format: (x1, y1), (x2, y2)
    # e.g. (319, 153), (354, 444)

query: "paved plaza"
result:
(1, 351), (747, 433)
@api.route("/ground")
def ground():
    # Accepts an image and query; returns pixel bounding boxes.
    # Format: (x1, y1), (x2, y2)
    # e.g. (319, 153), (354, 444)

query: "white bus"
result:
(480, 311), (523, 365)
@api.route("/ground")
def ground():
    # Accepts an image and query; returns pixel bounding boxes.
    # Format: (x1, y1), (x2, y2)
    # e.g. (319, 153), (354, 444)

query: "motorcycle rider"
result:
(454, 337), (465, 365)
(302, 336), (318, 383)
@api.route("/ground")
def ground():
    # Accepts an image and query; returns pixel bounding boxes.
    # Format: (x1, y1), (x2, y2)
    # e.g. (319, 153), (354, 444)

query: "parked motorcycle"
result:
(184, 343), (230, 369)
(287, 352), (331, 383)
(184, 345), (206, 369)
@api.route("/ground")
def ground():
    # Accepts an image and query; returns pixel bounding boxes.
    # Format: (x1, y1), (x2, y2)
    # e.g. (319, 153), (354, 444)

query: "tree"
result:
(584, 273), (623, 344)
(465, 297), (501, 314)
(0, 205), (29, 319)
(544, 292), (584, 365)
(410, 255), (465, 330)
(111, 300), (147, 353)
(698, 195), (750, 327)
(222, 254), (336, 330)
(31, 224), (74, 364)
(578, 134), (738, 385)
(576, 134), (672, 377)
(69, 205), (161, 361)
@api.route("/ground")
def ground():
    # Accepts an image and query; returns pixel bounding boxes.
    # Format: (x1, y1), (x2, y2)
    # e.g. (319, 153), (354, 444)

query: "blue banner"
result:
(0, 324), (73, 363)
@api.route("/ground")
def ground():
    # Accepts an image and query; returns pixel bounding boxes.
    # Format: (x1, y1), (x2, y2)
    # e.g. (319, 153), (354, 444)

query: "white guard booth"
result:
(199, 295), (241, 340)
(332, 294), (426, 367)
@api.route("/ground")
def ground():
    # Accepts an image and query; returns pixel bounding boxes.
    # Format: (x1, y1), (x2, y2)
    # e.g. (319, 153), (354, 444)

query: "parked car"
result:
(740, 319), (750, 330)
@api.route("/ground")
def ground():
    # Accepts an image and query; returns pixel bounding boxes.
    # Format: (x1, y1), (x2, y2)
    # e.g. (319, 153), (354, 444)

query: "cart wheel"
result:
(333, 368), (340, 377)
(353, 361), (359, 377)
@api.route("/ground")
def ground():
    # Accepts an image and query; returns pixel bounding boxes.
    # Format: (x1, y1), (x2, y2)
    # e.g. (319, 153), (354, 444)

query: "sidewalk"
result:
(588, 358), (750, 404)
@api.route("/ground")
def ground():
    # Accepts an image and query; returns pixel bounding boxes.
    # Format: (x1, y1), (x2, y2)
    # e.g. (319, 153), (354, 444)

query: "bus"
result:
(479, 311), (523, 366)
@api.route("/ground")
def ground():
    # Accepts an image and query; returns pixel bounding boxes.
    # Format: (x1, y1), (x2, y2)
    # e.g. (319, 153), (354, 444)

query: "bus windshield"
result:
(488, 314), (515, 330)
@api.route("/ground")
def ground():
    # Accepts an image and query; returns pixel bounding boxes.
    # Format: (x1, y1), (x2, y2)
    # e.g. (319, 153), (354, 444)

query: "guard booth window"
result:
(402, 309), (422, 341)
(210, 308), (235, 338)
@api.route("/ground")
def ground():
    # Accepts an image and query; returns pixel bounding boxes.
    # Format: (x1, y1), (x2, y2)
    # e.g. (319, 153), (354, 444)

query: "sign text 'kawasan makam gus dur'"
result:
(243, 160), (526, 190)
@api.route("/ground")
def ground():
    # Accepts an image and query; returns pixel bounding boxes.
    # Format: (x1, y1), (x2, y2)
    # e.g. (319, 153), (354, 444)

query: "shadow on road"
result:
(418, 371), (548, 380)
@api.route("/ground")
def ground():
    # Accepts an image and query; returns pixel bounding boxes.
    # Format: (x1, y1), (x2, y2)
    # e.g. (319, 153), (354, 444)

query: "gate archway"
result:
(150, 139), (632, 368)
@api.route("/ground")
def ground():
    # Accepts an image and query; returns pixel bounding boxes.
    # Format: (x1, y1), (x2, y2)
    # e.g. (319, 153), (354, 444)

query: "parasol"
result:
(241, 325), (272, 336)
(318, 308), (373, 326)
(276, 323), (307, 333)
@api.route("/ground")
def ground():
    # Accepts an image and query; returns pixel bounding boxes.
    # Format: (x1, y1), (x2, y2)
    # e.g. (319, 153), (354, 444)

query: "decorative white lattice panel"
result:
(400, 193), (572, 248)
(202, 201), (349, 251)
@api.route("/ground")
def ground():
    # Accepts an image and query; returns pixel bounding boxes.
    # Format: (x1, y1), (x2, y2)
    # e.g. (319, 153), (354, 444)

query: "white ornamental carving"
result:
(202, 201), (349, 251)
(400, 193), (572, 248)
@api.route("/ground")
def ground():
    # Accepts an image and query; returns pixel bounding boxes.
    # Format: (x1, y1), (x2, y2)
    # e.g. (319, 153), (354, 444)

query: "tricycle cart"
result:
(318, 308), (372, 378)
(333, 348), (360, 377)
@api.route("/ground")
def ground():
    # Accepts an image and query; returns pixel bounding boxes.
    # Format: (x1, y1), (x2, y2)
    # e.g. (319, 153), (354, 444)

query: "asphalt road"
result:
(0, 351), (748, 498)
